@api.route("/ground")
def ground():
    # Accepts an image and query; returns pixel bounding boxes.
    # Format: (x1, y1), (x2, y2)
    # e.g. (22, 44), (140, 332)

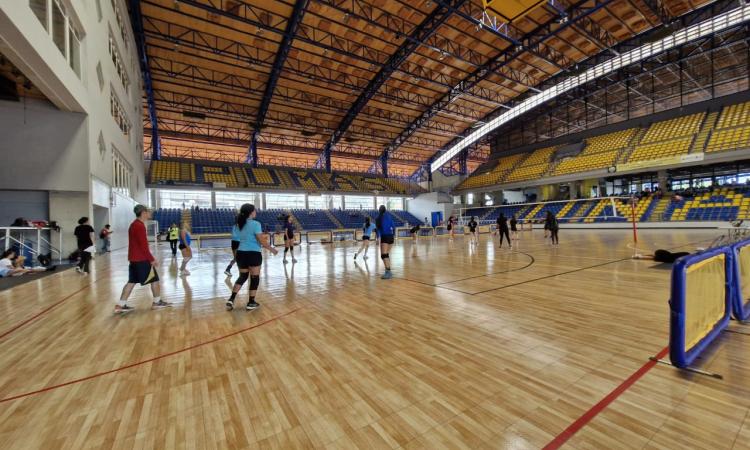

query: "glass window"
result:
(308, 194), (341, 210)
(69, 27), (80, 77)
(346, 195), (374, 210)
(52, 1), (66, 55)
(158, 190), (211, 209)
(376, 196), (404, 210)
(215, 191), (260, 209)
(29, 0), (48, 30)
(484, 194), (494, 206)
(467, 193), (474, 204)
(265, 193), (305, 209)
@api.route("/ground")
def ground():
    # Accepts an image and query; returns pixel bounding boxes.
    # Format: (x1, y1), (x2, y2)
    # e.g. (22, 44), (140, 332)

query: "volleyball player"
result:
(447, 215), (456, 240)
(467, 216), (478, 245)
(545, 211), (559, 245)
(354, 216), (376, 260)
(224, 239), (238, 277)
(497, 213), (511, 248)
(226, 203), (278, 311)
(115, 205), (170, 314)
(376, 205), (395, 279)
(178, 220), (192, 276)
(282, 215), (297, 264)
(510, 214), (519, 241)
(409, 223), (421, 242)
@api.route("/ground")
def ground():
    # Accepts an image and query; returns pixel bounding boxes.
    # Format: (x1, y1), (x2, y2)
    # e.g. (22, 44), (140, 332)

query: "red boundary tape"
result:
(543, 346), (669, 449)
(0, 307), (303, 404)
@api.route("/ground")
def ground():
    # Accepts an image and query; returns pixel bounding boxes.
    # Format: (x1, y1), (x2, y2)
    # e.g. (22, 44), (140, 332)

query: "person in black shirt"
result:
(545, 211), (559, 245)
(283, 215), (297, 264)
(447, 215), (456, 240)
(468, 216), (478, 245)
(510, 214), (519, 241)
(496, 213), (511, 249)
(74, 217), (95, 274)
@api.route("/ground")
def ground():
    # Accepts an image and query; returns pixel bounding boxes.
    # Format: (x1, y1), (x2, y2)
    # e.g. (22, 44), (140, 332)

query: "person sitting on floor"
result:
(0, 249), (56, 277)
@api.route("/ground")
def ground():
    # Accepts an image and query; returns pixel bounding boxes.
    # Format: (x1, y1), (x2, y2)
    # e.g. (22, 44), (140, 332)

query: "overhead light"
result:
(430, 3), (750, 173)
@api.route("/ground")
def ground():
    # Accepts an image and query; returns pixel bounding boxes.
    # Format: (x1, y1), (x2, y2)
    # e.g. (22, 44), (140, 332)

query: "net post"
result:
(631, 196), (639, 258)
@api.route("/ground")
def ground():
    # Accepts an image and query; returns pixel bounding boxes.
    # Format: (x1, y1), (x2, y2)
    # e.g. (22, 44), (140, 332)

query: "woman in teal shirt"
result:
(354, 216), (377, 260)
(226, 204), (278, 311)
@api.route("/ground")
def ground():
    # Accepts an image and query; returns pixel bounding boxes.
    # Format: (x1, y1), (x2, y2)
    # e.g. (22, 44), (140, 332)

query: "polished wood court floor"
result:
(1, 229), (750, 449)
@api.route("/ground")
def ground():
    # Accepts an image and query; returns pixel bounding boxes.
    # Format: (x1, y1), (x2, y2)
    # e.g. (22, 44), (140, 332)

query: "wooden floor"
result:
(1, 229), (749, 449)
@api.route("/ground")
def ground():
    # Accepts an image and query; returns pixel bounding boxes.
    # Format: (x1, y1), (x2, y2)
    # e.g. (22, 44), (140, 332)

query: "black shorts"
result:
(178, 243), (187, 250)
(231, 240), (240, 251)
(447, 225), (453, 231)
(362, 235), (370, 241)
(236, 250), (262, 268)
(410, 226), (420, 234)
(283, 233), (294, 241)
(128, 261), (159, 285)
(380, 235), (395, 245)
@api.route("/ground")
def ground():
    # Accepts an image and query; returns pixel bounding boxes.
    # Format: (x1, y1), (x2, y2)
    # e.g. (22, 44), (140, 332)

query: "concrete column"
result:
(657, 170), (668, 191)
(304, 194), (309, 210)
(210, 191), (216, 209)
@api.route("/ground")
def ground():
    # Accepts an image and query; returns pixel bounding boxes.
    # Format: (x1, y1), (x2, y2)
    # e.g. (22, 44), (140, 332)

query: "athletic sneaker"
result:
(226, 298), (235, 311)
(381, 270), (392, 280)
(180, 269), (191, 276)
(283, 258), (288, 264)
(292, 258), (297, 263)
(363, 255), (368, 260)
(152, 300), (173, 309)
(114, 304), (134, 314)
(246, 301), (260, 311)
(75, 267), (82, 273)
(224, 269), (232, 277)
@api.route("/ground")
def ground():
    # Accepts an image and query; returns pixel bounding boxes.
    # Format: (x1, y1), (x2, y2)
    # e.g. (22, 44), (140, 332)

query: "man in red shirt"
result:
(115, 205), (171, 314)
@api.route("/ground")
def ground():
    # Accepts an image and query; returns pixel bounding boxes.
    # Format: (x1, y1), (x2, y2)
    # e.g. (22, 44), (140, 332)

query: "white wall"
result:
(407, 193), (456, 225)
(109, 191), (137, 251)
(0, 99), (89, 191)
(0, 0), (146, 231)
(48, 190), (89, 255)
(0, 190), (49, 225)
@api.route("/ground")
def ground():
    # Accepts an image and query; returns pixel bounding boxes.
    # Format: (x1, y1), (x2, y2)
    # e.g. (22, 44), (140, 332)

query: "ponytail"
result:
(364, 216), (370, 231)
(375, 205), (386, 230)
(237, 203), (255, 230)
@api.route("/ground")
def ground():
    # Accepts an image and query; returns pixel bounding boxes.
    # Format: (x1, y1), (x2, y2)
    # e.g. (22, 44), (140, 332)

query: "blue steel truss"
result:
(315, 0), (468, 173)
(249, 0), (309, 166)
(129, 0), (160, 160)
(374, 0), (614, 176)
(426, 0), (746, 177)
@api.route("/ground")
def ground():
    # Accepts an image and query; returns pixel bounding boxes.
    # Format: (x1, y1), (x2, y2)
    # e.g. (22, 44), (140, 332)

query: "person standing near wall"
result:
(100, 224), (112, 253)
(74, 217), (95, 274)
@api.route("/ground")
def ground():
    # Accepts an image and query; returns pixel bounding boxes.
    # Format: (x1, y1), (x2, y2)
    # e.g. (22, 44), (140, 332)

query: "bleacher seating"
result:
(627, 137), (693, 162)
(148, 159), (426, 196)
(391, 210), (422, 226)
(191, 208), (235, 234)
(330, 210), (369, 229)
(504, 147), (556, 183)
(664, 187), (750, 221)
(640, 113), (705, 144)
(706, 101), (750, 153)
(291, 209), (338, 231)
(152, 208), (181, 233)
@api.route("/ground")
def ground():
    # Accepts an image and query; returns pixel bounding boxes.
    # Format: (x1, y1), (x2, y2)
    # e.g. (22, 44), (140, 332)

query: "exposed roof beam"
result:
(315, 0), (468, 173)
(250, 0), (310, 166)
(129, 0), (160, 160)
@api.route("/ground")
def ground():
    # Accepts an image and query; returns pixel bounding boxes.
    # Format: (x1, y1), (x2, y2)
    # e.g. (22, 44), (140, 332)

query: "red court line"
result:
(543, 346), (669, 450)
(0, 307), (303, 404)
(0, 281), (95, 341)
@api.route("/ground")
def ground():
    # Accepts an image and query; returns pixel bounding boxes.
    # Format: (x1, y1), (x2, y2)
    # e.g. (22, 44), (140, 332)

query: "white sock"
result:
(153, 296), (161, 303)
(117, 300), (128, 307)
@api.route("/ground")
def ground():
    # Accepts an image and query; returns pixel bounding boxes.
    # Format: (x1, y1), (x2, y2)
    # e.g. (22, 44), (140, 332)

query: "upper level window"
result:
(108, 31), (129, 93)
(110, 89), (131, 136)
(110, 0), (129, 52)
(28, 0), (82, 78)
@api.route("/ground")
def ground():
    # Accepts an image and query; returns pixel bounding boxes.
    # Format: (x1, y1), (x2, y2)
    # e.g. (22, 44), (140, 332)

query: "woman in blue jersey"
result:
(354, 216), (377, 260)
(226, 203), (278, 311)
(178, 220), (192, 276)
(282, 215), (297, 264)
(375, 205), (395, 279)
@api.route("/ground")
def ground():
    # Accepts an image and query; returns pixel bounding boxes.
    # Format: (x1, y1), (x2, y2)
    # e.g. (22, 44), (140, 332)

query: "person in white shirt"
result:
(0, 249), (33, 277)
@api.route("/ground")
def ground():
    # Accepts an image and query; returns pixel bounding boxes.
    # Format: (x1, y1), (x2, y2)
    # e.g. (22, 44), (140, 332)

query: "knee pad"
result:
(235, 272), (249, 287)
(250, 275), (260, 290)
(381, 253), (389, 261)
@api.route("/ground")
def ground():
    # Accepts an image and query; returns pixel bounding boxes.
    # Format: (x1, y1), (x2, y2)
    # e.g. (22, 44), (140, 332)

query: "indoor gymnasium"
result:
(2, 0), (750, 448)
